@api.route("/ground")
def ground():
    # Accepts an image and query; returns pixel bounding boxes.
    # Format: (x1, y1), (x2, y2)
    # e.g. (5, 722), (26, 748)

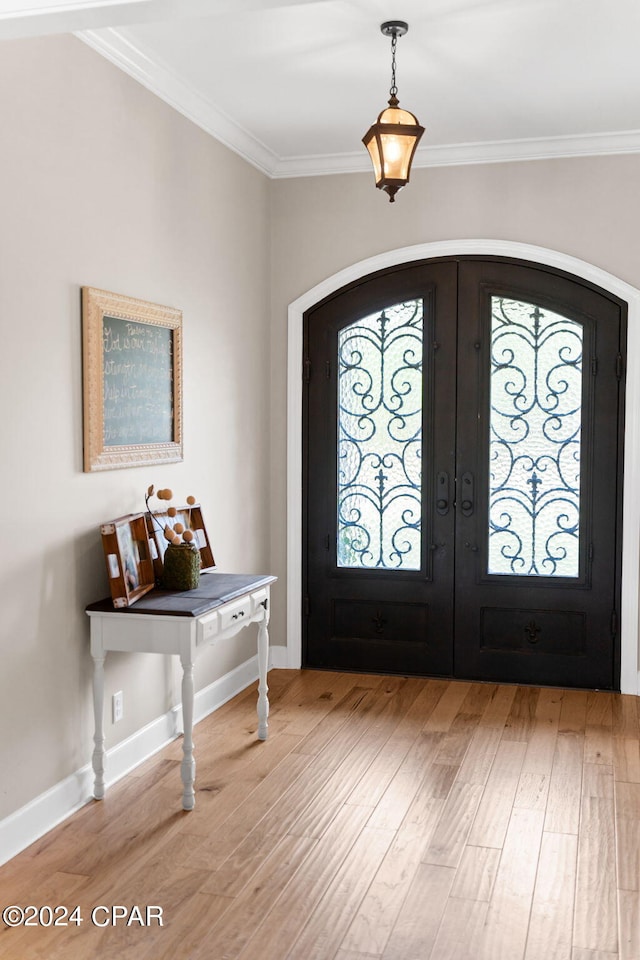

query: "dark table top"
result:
(86, 572), (276, 618)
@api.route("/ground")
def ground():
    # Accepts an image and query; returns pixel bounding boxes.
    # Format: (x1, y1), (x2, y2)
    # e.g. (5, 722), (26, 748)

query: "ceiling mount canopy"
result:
(362, 20), (425, 203)
(380, 19), (409, 39)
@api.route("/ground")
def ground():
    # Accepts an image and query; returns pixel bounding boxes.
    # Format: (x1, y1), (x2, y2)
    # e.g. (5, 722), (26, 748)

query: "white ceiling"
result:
(4, 0), (640, 177)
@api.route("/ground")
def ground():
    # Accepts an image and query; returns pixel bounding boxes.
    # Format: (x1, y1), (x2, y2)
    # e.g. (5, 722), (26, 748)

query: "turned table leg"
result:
(256, 607), (270, 741)
(92, 654), (106, 800)
(180, 652), (196, 810)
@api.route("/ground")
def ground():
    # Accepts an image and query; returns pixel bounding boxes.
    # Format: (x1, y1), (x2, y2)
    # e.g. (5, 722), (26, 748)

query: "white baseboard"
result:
(0, 653), (280, 867)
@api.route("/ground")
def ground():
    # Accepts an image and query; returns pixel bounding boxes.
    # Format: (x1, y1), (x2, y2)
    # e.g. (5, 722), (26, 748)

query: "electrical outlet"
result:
(112, 690), (124, 724)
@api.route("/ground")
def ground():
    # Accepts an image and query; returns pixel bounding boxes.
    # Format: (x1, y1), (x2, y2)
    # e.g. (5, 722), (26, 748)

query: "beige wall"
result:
(0, 35), (270, 820)
(269, 156), (640, 651)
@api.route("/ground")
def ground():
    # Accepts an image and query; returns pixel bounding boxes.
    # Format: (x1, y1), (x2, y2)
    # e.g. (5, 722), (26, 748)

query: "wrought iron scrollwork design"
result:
(337, 300), (423, 569)
(488, 298), (583, 577)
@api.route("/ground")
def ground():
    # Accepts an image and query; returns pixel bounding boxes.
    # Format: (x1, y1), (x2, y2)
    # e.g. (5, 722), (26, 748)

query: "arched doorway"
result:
(286, 241), (640, 694)
(302, 257), (624, 688)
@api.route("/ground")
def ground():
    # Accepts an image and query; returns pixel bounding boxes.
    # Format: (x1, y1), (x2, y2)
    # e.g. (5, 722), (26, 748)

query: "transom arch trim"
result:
(286, 240), (640, 694)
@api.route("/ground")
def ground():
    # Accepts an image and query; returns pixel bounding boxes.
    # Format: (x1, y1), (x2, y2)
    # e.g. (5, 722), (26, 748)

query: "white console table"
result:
(86, 572), (276, 810)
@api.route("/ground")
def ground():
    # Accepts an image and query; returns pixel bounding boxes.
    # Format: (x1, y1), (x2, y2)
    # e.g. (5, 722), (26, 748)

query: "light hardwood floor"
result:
(1, 669), (639, 959)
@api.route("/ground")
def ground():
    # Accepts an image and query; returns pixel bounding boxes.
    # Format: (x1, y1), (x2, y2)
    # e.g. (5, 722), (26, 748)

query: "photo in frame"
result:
(82, 287), (183, 472)
(100, 513), (155, 607)
(146, 504), (215, 580)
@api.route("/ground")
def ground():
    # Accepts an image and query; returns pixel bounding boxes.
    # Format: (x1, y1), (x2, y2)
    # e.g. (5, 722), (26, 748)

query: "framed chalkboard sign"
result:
(82, 287), (183, 472)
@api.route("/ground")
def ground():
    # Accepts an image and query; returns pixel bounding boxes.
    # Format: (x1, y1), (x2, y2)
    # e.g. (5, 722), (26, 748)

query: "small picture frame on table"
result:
(146, 503), (215, 580)
(100, 513), (155, 607)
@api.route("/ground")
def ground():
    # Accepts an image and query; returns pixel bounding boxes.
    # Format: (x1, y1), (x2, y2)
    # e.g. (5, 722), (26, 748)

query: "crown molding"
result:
(272, 129), (640, 179)
(77, 27), (640, 180)
(76, 27), (280, 177)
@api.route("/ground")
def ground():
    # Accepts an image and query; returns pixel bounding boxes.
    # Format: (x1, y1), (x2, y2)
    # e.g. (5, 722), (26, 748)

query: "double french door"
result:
(303, 258), (625, 689)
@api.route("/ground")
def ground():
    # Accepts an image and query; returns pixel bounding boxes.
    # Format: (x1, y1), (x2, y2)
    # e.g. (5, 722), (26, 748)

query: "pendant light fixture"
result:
(362, 21), (424, 203)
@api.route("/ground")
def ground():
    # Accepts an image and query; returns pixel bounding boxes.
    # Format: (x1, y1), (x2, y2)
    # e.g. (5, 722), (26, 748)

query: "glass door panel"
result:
(337, 300), (423, 570)
(488, 297), (583, 577)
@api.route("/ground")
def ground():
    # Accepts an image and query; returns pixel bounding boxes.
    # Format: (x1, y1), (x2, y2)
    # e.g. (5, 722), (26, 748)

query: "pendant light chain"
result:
(389, 31), (398, 99)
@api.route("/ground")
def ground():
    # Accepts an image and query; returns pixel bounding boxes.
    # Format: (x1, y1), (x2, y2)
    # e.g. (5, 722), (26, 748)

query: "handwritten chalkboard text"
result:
(102, 316), (174, 446)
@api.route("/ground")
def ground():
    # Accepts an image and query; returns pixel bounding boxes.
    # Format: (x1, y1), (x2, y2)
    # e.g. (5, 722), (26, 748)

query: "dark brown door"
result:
(303, 258), (625, 689)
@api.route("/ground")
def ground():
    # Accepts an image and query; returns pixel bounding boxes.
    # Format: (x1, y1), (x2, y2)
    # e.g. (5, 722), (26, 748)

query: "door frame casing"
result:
(287, 240), (640, 694)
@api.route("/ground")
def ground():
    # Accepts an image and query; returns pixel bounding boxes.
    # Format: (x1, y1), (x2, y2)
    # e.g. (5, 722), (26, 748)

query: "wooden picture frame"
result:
(100, 513), (156, 607)
(82, 287), (183, 472)
(146, 504), (215, 579)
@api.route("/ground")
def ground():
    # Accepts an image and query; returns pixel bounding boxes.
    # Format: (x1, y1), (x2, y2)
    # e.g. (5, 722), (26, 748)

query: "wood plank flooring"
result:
(1, 670), (639, 960)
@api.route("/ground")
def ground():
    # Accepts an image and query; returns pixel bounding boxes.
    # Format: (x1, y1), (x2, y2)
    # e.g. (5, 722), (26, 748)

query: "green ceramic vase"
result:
(161, 542), (201, 591)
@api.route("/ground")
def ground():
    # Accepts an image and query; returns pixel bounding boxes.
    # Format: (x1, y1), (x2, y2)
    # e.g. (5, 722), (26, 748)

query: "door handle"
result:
(460, 472), (474, 517)
(436, 471), (450, 515)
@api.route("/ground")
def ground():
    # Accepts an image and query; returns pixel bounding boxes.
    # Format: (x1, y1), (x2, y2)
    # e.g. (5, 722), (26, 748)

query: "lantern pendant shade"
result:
(362, 95), (424, 202)
(363, 21), (424, 202)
